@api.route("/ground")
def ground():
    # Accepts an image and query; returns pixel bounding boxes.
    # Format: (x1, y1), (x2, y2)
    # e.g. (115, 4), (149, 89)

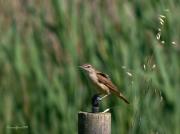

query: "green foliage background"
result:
(0, 0), (179, 134)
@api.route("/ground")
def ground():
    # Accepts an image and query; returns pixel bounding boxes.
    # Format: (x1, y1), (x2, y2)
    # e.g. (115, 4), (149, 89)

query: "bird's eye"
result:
(85, 65), (90, 68)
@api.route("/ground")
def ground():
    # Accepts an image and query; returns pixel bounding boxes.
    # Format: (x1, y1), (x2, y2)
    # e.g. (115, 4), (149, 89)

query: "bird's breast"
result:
(88, 73), (109, 94)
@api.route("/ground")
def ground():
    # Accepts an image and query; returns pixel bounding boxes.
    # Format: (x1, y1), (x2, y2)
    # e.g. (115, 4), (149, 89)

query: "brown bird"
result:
(80, 64), (129, 104)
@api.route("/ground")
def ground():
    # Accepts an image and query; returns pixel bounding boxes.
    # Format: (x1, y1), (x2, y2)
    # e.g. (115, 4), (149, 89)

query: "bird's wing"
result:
(96, 71), (110, 80)
(96, 73), (118, 91)
(97, 73), (130, 104)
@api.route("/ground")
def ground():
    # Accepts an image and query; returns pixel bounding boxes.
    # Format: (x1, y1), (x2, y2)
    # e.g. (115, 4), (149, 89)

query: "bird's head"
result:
(79, 64), (95, 73)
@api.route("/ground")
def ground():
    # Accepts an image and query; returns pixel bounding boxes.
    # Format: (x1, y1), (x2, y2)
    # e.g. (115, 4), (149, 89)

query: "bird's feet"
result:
(91, 94), (110, 113)
(99, 94), (110, 101)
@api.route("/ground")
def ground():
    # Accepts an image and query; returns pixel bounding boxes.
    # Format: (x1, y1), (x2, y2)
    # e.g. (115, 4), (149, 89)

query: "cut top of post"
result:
(78, 112), (111, 134)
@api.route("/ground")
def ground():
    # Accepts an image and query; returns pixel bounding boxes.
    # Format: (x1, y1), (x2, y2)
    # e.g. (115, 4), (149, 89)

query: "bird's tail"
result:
(111, 89), (130, 104)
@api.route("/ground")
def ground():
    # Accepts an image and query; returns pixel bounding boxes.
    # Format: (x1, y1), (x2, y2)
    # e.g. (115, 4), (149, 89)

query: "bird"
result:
(80, 64), (129, 104)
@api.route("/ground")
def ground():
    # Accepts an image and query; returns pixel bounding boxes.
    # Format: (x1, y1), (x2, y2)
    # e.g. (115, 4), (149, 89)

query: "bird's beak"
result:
(79, 65), (84, 70)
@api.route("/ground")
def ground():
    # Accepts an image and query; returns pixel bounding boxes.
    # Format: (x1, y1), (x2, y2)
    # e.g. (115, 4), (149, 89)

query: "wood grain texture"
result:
(78, 112), (111, 134)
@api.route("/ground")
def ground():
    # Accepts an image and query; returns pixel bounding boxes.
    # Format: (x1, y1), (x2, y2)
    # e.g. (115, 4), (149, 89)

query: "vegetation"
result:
(0, 0), (179, 134)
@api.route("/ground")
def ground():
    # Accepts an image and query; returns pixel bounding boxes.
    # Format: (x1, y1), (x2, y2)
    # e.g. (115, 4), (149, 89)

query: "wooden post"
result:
(78, 112), (111, 134)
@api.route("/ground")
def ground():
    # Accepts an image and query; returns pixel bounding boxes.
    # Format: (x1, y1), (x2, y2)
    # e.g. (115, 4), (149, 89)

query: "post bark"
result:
(78, 112), (111, 134)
